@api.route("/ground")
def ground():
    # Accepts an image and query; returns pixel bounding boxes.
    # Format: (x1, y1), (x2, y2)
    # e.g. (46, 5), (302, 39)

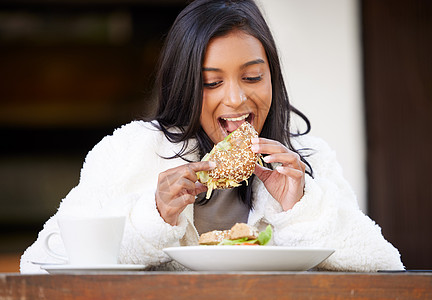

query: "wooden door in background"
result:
(362, 0), (432, 269)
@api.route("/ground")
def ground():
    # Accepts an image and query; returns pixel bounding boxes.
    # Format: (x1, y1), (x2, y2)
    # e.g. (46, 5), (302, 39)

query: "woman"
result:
(21, 0), (403, 273)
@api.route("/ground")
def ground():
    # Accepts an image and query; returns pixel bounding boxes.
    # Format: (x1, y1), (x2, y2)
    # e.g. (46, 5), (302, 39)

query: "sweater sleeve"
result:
(20, 121), (188, 273)
(255, 136), (404, 272)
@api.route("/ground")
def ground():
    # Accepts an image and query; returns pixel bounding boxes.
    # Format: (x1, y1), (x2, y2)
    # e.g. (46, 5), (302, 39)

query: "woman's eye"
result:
(203, 81), (222, 88)
(244, 75), (262, 82)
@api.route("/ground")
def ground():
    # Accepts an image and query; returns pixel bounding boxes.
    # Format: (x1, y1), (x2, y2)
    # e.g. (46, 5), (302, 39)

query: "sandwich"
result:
(199, 223), (272, 246)
(196, 121), (261, 199)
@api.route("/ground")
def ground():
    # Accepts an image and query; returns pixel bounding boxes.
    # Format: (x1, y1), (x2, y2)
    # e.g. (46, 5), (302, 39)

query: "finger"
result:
(188, 160), (217, 172)
(160, 188), (196, 211)
(275, 166), (304, 179)
(157, 194), (193, 226)
(178, 166), (202, 183)
(178, 177), (198, 193)
(251, 137), (278, 145)
(194, 182), (208, 195)
(177, 192), (196, 206)
(171, 177), (204, 198)
(164, 161), (214, 186)
(158, 170), (189, 193)
(263, 153), (305, 170)
(251, 138), (288, 155)
(160, 160), (216, 180)
(299, 160), (306, 172)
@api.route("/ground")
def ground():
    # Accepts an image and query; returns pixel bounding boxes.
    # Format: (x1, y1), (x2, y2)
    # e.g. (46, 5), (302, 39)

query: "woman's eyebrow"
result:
(241, 58), (265, 69)
(202, 59), (265, 72)
(202, 67), (220, 72)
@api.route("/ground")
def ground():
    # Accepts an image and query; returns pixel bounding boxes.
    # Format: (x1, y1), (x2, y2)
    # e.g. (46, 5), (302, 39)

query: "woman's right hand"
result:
(155, 161), (216, 226)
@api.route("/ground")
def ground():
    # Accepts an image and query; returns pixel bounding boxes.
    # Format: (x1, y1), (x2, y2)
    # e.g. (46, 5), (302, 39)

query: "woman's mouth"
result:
(218, 113), (254, 136)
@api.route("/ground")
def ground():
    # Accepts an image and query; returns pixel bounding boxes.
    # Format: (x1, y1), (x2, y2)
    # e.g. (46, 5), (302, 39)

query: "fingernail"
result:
(251, 137), (259, 144)
(251, 145), (259, 152)
(209, 161), (216, 168)
(263, 156), (270, 163)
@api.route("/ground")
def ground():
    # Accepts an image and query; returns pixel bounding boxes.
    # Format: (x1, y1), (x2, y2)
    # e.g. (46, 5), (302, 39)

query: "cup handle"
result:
(43, 231), (68, 262)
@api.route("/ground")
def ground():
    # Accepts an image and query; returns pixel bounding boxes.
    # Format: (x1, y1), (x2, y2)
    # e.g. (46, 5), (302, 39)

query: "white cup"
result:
(43, 215), (126, 265)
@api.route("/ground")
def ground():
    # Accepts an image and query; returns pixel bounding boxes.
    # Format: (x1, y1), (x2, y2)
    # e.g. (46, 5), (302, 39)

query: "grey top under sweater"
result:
(193, 188), (249, 235)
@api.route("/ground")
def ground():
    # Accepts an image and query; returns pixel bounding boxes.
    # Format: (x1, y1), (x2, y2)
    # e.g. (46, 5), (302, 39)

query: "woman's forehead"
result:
(203, 30), (267, 67)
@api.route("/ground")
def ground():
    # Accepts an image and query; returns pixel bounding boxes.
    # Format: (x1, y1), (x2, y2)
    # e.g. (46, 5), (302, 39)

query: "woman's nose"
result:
(222, 82), (245, 108)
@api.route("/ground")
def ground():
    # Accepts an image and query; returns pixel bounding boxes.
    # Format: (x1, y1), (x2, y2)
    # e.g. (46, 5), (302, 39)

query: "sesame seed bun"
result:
(198, 230), (230, 245)
(197, 122), (259, 199)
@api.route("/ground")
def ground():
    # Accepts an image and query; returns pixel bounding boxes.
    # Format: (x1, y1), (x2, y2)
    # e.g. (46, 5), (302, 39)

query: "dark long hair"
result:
(148, 0), (313, 208)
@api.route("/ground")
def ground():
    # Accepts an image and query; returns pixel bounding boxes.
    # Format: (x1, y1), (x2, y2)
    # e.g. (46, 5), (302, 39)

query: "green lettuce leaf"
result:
(218, 237), (249, 245)
(257, 225), (273, 245)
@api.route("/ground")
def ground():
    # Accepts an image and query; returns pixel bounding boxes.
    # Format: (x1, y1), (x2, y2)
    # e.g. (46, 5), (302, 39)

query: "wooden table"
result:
(1, 271), (431, 299)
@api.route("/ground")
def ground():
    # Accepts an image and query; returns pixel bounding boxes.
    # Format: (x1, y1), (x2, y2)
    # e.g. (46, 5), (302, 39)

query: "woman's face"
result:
(200, 30), (272, 144)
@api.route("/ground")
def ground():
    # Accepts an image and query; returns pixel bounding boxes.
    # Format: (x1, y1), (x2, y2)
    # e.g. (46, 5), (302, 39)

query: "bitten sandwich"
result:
(199, 223), (272, 246)
(196, 122), (260, 199)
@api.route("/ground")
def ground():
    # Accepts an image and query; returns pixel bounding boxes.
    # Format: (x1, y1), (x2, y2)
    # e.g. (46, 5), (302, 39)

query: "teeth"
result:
(221, 113), (249, 122)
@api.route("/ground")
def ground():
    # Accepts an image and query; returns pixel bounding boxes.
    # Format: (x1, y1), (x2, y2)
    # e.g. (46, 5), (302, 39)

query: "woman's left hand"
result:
(251, 137), (306, 211)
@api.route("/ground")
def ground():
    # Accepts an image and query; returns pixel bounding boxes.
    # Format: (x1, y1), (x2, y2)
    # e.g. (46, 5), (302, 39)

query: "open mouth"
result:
(218, 113), (254, 136)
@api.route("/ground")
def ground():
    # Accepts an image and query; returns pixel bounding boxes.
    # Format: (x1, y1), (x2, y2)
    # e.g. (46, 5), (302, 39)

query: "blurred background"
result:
(0, 0), (431, 272)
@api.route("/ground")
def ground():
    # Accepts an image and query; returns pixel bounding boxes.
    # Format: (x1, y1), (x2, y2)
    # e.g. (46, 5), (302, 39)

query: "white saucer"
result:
(41, 264), (147, 274)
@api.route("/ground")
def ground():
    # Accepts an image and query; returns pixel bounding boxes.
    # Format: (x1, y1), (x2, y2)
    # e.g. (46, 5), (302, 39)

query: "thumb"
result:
(253, 163), (272, 182)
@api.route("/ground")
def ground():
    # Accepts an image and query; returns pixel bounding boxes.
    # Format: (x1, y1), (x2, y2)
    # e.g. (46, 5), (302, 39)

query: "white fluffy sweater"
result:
(20, 121), (404, 273)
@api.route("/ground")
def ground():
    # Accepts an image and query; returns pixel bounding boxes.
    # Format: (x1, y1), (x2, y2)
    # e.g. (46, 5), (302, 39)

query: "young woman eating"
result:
(21, 0), (404, 273)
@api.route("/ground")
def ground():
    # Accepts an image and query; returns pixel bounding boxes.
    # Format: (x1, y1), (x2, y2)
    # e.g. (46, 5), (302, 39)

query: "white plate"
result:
(163, 246), (334, 271)
(41, 264), (147, 274)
